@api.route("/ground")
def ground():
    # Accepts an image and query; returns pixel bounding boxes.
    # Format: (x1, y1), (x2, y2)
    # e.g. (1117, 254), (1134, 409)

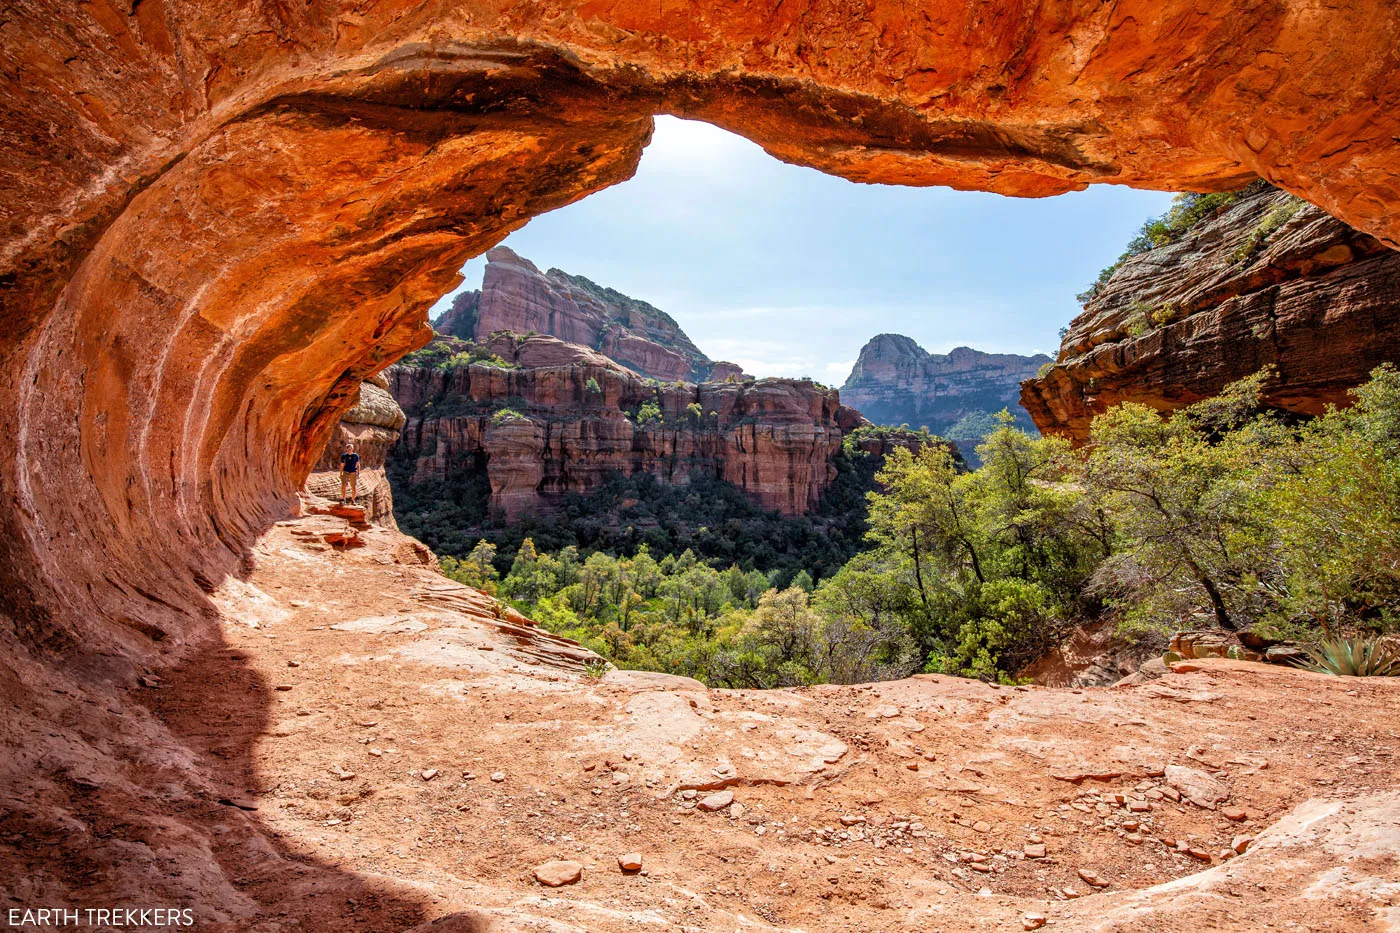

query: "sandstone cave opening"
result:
(5, 5), (1400, 930)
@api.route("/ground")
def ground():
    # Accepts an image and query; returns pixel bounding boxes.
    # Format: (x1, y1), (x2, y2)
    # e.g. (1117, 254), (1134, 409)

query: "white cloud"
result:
(825, 360), (855, 378)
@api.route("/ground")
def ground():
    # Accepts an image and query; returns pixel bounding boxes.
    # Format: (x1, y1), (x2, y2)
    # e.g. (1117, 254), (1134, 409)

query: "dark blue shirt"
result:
(340, 452), (360, 473)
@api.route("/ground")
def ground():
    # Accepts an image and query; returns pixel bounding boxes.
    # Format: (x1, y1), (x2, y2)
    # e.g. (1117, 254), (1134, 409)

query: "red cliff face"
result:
(392, 335), (860, 518)
(1021, 187), (1400, 442)
(450, 247), (745, 383)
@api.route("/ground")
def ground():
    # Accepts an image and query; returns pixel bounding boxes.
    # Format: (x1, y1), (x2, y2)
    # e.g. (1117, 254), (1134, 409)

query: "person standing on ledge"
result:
(339, 440), (361, 504)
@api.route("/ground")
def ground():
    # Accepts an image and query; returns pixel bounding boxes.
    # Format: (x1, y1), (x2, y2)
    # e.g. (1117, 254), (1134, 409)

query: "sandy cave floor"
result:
(124, 510), (1400, 932)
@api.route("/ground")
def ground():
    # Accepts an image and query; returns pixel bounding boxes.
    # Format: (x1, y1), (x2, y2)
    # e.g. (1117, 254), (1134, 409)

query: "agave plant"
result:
(1299, 636), (1400, 677)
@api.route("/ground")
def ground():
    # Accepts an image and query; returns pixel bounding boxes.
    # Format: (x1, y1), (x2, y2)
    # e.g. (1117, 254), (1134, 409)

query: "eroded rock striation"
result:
(304, 373), (407, 528)
(438, 247), (743, 382)
(392, 333), (863, 517)
(1021, 187), (1400, 441)
(842, 334), (1051, 436)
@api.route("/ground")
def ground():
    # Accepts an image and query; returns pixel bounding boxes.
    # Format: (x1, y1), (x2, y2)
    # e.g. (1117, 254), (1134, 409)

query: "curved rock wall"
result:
(392, 335), (861, 517)
(1021, 187), (1400, 441)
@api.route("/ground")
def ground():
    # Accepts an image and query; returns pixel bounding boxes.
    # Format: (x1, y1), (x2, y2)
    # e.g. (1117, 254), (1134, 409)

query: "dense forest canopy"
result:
(434, 367), (1400, 686)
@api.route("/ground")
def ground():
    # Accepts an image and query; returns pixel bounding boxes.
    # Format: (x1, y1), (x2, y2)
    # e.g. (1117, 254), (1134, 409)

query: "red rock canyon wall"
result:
(392, 334), (862, 517)
(1021, 186), (1400, 441)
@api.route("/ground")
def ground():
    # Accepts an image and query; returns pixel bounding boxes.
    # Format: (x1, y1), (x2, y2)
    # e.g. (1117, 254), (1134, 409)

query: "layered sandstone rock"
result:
(304, 373), (407, 528)
(1021, 187), (1400, 441)
(4, 3), (1400, 929)
(842, 334), (1051, 435)
(392, 334), (861, 518)
(442, 247), (744, 382)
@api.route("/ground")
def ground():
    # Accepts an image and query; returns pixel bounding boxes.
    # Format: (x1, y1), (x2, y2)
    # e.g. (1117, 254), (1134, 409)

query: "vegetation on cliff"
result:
(1077, 181), (1272, 305)
(442, 367), (1400, 686)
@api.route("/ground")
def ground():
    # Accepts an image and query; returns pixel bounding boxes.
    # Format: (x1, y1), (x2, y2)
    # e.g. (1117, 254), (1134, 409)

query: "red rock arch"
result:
(3, 0), (1399, 650)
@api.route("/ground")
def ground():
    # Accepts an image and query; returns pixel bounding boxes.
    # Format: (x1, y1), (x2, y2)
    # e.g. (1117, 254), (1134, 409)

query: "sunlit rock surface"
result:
(392, 333), (860, 516)
(1022, 187), (1400, 441)
(441, 247), (741, 382)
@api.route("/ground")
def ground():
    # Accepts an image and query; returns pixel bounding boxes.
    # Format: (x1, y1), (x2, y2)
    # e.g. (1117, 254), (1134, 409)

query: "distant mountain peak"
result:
(841, 333), (1050, 453)
(433, 249), (744, 383)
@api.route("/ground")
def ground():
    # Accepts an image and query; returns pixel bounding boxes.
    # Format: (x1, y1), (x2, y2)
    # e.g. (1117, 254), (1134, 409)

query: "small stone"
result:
(490, 772), (506, 782)
(218, 796), (259, 811)
(698, 791), (735, 812)
(287, 660), (301, 667)
(905, 761), (920, 771)
(534, 860), (583, 887)
(275, 684), (294, 691)
(618, 852), (643, 872)
(729, 802), (745, 819)
(1186, 847), (1213, 862)
(367, 748), (382, 757)
(1023, 912), (1048, 931)
(1077, 868), (1110, 888)
(1232, 835), (1253, 854)
(1222, 806), (1247, 821)
(972, 820), (991, 833)
(840, 815), (866, 826)
(1024, 843), (1046, 859)
(421, 769), (438, 781)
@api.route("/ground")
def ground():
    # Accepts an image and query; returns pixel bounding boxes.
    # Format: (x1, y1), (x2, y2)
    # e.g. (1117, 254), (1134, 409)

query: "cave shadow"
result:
(133, 605), (438, 932)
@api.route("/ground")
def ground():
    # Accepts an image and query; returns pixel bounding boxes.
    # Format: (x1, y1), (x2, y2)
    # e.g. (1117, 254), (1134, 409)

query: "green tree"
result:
(442, 539), (500, 594)
(1081, 371), (1278, 633)
(1263, 365), (1400, 635)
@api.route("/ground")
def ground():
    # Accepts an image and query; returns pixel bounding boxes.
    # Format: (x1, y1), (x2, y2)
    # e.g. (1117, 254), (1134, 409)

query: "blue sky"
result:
(431, 116), (1175, 382)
